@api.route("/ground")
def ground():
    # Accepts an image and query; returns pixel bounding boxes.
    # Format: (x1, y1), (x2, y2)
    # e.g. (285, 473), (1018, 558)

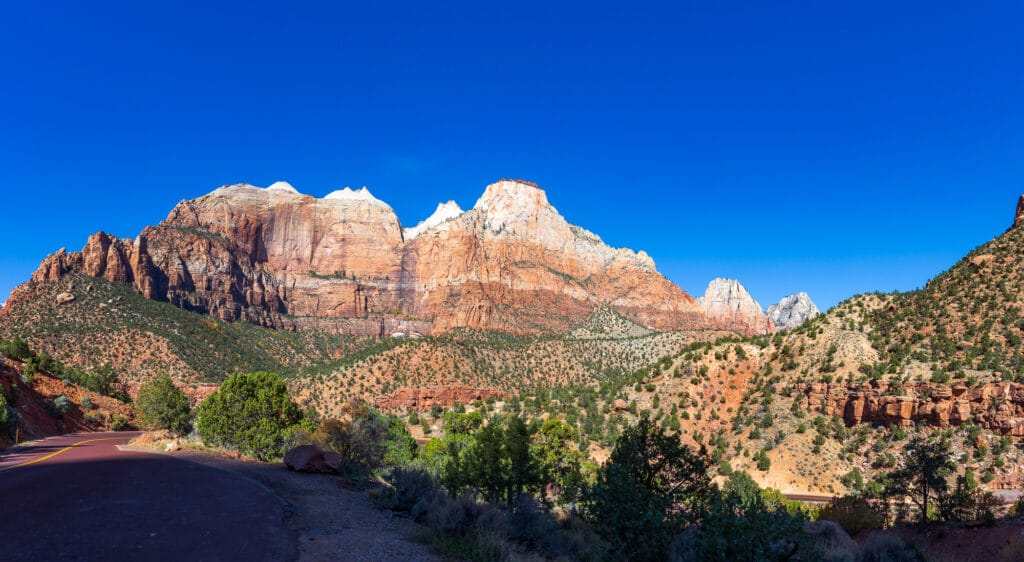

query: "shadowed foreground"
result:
(0, 433), (293, 561)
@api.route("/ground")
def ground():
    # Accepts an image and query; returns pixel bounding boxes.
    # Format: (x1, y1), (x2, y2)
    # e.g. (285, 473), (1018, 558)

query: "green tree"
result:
(444, 415), (541, 506)
(383, 413), (418, 467)
(531, 418), (586, 506)
(687, 486), (808, 561)
(136, 374), (192, 436)
(722, 470), (761, 507)
(443, 411), (483, 435)
(196, 372), (304, 461)
(587, 417), (712, 562)
(884, 435), (954, 525)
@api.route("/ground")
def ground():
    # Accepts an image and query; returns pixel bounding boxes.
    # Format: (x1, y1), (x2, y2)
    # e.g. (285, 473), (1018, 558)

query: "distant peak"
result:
(766, 292), (819, 330)
(404, 200), (465, 239)
(698, 278), (762, 311)
(1014, 194), (1024, 228)
(267, 181), (299, 193)
(323, 186), (391, 209)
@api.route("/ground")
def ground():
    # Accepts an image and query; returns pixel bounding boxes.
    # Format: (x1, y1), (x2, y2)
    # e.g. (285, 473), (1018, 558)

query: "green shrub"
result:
(110, 413), (131, 431)
(817, 495), (885, 537)
(379, 467), (442, 518)
(859, 533), (917, 562)
(81, 396), (94, 410)
(0, 337), (33, 361)
(51, 394), (72, 417)
(196, 372), (305, 461)
(136, 374), (192, 436)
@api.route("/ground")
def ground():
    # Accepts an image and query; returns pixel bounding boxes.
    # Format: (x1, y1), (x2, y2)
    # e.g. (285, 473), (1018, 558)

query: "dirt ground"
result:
(871, 520), (1024, 562)
(122, 443), (441, 562)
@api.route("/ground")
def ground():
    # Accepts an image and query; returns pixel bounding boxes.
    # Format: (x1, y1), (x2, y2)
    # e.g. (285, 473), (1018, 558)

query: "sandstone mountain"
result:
(696, 278), (774, 335)
(766, 292), (819, 330)
(20, 179), (769, 337)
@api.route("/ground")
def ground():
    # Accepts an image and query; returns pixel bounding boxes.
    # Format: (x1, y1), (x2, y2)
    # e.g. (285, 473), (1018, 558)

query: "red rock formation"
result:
(378, 386), (504, 411)
(803, 381), (1024, 436)
(26, 179), (770, 336)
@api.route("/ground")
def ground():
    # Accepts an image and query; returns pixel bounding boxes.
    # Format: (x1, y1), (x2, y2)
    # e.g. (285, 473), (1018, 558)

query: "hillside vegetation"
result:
(0, 274), (357, 384)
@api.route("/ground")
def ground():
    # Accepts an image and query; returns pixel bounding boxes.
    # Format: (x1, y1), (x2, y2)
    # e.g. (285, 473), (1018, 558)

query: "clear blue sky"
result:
(1, 1), (1021, 310)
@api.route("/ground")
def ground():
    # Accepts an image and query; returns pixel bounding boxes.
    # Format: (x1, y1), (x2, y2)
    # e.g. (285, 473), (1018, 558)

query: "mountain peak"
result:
(324, 186), (391, 209)
(404, 200), (464, 240)
(696, 278), (774, 335)
(766, 292), (819, 330)
(1014, 194), (1024, 228)
(473, 179), (558, 235)
(474, 179), (551, 212)
(267, 181), (299, 193)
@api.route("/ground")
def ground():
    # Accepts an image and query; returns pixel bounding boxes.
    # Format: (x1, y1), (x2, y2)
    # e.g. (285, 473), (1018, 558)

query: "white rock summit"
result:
(766, 292), (819, 330)
(403, 200), (464, 240)
(697, 278), (774, 335)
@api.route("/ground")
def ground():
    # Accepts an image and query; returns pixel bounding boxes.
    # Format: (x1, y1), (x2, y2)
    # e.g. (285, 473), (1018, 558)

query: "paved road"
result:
(783, 493), (834, 504)
(0, 432), (294, 561)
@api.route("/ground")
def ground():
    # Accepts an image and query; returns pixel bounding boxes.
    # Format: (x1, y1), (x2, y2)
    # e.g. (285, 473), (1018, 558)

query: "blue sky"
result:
(1, 1), (1021, 310)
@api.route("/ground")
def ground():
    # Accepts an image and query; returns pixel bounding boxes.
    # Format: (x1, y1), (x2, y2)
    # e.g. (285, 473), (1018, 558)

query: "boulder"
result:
(284, 445), (339, 474)
(802, 520), (858, 561)
(55, 292), (75, 305)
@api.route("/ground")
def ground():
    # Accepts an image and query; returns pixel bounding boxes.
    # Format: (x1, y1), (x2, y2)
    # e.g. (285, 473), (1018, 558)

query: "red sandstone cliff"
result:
(804, 381), (1024, 436)
(27, 179), (773, 336)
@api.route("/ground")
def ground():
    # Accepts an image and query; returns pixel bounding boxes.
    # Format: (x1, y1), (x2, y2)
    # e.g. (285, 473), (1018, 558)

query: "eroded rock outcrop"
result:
(766, 292), (819, 330)
(803, 381), (1024, 436)
(26, 179), (760, 336)
(696, 278), (774, 335)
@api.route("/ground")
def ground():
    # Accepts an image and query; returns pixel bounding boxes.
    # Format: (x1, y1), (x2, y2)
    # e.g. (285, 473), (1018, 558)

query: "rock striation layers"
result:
(26, 179), (770, 336)
(696, 278), (774, 335)
(766, 292), (819, 330)
(804, 381), (1024, 436)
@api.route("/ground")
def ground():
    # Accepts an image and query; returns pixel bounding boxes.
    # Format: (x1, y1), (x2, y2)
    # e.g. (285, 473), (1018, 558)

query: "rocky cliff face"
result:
(27, 179), (764, 336)
(804, 381), (1024, 436)
(696, 278), (774, 335)
(766, 292), (819, 330)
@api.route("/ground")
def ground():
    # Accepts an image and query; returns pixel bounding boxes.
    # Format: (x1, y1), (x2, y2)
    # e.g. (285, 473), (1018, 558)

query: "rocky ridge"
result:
(804, 381), (1024, 436)
(23, 179), (768, 336)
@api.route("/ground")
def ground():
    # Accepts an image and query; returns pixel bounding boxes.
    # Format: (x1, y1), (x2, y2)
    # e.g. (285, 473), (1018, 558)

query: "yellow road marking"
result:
(1, 437), (123, 471)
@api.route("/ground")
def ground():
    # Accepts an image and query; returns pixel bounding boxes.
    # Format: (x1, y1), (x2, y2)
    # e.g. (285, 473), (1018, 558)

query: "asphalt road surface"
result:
(0, 432), (294, 561)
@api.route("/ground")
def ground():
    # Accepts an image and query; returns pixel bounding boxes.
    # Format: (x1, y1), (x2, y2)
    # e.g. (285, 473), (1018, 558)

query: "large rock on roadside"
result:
(284, 445), (340, 474)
